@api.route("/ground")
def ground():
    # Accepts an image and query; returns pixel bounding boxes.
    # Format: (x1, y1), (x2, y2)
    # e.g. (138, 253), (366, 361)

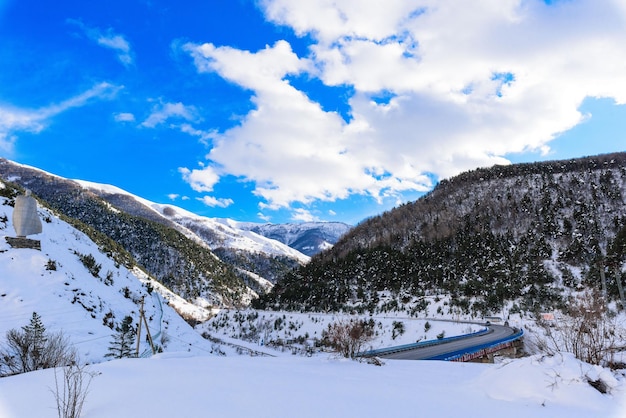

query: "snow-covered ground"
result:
(0, 352), (624, 418)
(0, 188), (218, 363)
(199, 309), (485, 356)
(2, 184), (626, 417)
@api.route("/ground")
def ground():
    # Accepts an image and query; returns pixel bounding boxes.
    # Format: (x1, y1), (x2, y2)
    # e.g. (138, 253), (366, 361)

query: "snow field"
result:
(0, 352), (624, 418)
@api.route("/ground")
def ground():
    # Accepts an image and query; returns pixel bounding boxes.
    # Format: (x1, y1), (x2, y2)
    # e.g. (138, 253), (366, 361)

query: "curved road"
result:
(380, 324), (516, 360)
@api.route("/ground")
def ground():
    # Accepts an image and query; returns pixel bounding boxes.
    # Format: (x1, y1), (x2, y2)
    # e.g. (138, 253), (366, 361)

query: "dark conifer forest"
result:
(256, 153), (626, 316)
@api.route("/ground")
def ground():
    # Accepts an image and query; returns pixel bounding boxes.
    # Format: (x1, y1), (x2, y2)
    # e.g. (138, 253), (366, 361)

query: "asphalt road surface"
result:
(380, 324), (516, 360)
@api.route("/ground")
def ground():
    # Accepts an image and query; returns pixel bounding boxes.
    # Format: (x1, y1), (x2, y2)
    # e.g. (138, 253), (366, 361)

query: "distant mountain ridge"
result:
(236, 221), (352, 257)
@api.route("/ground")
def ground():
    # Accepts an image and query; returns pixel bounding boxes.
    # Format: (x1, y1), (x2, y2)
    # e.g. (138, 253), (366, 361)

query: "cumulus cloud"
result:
(68, 19), (134, 67)
(185, 40), (310, 92)
(184, 0), (626, 212)
(197, 195), (234, 208)
(178, 165), (220, 193)
(0, 82), (121, 154)
(291, 208), (320, 222)
(96, 33), (133, 66)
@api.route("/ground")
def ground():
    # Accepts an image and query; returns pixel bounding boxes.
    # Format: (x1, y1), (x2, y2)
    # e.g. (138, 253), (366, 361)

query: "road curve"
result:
(380, 324), (516, 360)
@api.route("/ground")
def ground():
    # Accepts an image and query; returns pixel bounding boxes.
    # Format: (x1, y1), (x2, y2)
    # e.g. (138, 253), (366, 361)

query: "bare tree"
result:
(534, 289), (626, 366)
(322, 318), (375, 359)
(52, 360), (98, 418)
(0, 313), (76, 376)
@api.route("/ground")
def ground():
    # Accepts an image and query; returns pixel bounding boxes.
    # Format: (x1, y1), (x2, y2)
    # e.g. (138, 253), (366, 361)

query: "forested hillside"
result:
(76, 182), (306, 290)
(0, 160), (250, 308)
(256, 153), (626, 316)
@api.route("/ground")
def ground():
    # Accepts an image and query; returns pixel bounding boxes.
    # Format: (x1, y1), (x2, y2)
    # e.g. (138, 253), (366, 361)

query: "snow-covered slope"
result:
(236, 221), (352, 256)
(75, 180), (310, 264)
(0, 351), (623, 418)
(0, 181), (216, 364)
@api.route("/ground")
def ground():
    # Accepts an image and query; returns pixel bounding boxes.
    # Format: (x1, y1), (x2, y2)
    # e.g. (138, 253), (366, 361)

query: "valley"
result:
(1, 154), (626, 417)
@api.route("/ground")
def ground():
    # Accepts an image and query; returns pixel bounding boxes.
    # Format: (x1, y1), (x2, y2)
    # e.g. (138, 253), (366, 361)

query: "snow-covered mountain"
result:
(1, 174), (624, 418)
(0, 159), (255, 307)
(257, 152), (626, 315)
(0, 158), (350, 313)
(236, 221), (352, 256)
(0, 179), (216, 364)
(74, 180), (310, 291)
(75, 180), (310, 264)
(0, 159), (310, 303)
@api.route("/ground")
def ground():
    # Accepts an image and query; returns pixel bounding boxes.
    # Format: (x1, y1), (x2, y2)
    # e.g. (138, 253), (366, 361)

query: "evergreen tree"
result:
(23, 312), (47, 370)
(105, 316), (136, 359)
(0, 312), (75, 376)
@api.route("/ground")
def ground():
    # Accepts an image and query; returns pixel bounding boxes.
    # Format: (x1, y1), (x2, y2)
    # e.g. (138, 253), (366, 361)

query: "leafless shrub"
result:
(534, 289), (626, 366)
(322, 318), (375, 359)
(52, 360), (98, 418)
(0, 314), (76, 376)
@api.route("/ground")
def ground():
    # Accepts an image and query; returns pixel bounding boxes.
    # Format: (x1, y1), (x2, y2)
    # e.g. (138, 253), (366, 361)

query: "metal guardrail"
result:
(424, 328), (524, 361)
(358, 326), (491, 358)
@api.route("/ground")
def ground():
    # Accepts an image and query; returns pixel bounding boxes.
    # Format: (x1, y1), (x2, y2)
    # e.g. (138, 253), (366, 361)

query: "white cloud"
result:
(197, 195), (234, 208)
(114, 112), (135, 123)
(184, 0), (626, 211)
(0, 133), (16, 154)
(290, 208), (320, 222)
(139, 102), (213, 145)
(142, 102), (198, 128)
(257, 212), (272, 222)
(167, 193), (179, 200)
(179, 123), (214, 144)
(185, 40), (310, 92)
(97, 33), (133, 66)
(0, 82), (121, 154)
(178, 166), (219, 193)
(260, 0), (423, 44)
(69, 19), (134, 67)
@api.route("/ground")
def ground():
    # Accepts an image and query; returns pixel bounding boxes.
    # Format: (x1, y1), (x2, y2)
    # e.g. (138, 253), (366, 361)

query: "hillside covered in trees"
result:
(0, 160), (250, 308)
(256, 153), (626, 316)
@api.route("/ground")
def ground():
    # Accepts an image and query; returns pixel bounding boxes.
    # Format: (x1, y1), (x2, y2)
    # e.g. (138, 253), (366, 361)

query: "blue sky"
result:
(1, 0), (625, 225)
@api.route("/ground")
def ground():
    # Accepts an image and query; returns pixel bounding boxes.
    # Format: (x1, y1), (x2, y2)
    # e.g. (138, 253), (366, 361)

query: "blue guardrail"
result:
(425, 328), (524, 361)
(358, 327), (491, 358)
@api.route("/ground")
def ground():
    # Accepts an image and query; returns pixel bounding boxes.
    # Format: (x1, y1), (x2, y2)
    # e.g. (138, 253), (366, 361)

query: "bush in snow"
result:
(52, 359), (98, 418)
(46, 259), (58, 271)
(533, 289), (626, 366)
(322, 318), (375, 359)
(391, 321), (405, 340)
(0, 312), (76, 376)
(424, 321), (431, 333)
(75, 252), (101, 278)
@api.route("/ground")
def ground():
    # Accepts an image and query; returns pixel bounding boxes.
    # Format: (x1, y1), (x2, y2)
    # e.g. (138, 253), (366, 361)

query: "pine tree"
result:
(105, 316), (136, 359)
(0, 312), (75, 376)
(22, 312), (47, 370)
